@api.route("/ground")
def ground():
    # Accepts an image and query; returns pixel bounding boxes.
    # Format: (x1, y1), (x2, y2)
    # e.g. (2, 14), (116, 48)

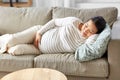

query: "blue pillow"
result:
(75, 24), (111, 62)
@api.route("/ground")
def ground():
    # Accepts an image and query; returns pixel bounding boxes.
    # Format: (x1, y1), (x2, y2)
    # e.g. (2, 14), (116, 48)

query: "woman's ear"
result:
(79, 23), (84, 30)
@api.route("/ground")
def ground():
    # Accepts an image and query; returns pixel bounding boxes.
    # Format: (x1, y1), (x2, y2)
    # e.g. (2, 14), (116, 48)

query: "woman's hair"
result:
(90, 16), (106, 34)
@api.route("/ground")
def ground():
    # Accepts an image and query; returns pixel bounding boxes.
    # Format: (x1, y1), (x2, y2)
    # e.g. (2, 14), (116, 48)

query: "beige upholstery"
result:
(0, 54), (35, 72)
(0, 7), (52, 35)
(107, 19), (120, 80)
(52, 7), (118, 27)
(34, 53), (108, 78)
(108, 40), (120, 80)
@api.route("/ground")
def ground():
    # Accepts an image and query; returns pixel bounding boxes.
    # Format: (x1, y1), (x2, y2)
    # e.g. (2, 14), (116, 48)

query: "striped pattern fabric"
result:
(38, 17), (87, 53)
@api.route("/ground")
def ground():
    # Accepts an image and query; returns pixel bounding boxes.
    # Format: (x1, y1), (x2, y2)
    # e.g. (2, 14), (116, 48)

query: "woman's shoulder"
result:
(64, 17), (82, 23)
(55, 17), (82, 21)
(65, 17), (80, 20)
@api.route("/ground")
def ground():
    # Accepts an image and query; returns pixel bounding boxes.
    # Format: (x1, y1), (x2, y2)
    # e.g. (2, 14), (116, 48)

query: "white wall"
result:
(35, 0), (65, 7)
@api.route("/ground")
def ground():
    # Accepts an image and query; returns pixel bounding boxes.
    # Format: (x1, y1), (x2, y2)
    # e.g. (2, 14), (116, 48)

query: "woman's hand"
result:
(34, 32), (42, 49)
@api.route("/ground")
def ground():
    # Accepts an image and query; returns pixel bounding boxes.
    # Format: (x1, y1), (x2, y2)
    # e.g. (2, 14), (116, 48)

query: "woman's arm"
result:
(37, 19), (56, 35)
(55, 17), (82, 27)
(37, 17), (82, 35)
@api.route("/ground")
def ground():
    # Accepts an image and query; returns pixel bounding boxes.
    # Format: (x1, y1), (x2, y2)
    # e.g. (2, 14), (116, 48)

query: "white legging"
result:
(0, 25), (42, 54)
(7, 25), (42, 48)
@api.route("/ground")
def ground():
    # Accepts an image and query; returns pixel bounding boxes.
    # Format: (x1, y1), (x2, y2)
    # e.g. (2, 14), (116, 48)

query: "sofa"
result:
(0, 6), (119, 80)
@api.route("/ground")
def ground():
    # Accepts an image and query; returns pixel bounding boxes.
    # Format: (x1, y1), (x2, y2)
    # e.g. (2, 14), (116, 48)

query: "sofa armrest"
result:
(108, 18), (120, 80)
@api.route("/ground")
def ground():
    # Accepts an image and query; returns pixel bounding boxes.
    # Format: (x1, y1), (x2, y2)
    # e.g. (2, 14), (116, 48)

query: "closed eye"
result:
(85, 23), (94, 34)
(90, 30), (94, 34)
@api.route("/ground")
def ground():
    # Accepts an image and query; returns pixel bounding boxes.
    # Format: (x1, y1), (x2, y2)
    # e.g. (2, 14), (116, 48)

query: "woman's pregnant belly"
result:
(39, 28), (60, 53)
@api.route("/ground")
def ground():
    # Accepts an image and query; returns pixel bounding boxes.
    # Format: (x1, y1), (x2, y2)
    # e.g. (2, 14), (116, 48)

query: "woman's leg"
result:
(7, 25), (42, 47)
(0, 34), (10, 48)
(0, 25), (42, 53)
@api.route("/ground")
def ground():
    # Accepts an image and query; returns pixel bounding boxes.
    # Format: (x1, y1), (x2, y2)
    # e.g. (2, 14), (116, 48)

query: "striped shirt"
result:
(38, 17), (87, 53)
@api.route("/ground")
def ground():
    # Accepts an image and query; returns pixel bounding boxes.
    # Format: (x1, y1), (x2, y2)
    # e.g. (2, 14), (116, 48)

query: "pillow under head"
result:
(75, 24), (111, 62)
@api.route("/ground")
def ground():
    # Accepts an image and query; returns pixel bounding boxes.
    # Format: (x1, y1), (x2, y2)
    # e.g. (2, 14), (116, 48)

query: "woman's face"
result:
(81, 20), (98, 38)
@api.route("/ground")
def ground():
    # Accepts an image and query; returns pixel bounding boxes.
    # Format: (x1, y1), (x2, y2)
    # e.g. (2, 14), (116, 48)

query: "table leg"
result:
(10, 0), (13, 7)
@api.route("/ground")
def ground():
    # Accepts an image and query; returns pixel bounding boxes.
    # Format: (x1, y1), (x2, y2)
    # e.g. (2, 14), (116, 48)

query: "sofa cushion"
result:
(52, 7), (118, 27)
(8, 44), (40, 56)
(0, 54), (35, 72)
(0, 7), (52, 35)
(34, 53), (108, 78)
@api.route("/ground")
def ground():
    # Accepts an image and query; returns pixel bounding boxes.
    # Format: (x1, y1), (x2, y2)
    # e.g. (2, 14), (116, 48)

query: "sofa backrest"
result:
(0, 7), (52, 35)
(0, 7), (118, 35)
(52, 7), (118, 27)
